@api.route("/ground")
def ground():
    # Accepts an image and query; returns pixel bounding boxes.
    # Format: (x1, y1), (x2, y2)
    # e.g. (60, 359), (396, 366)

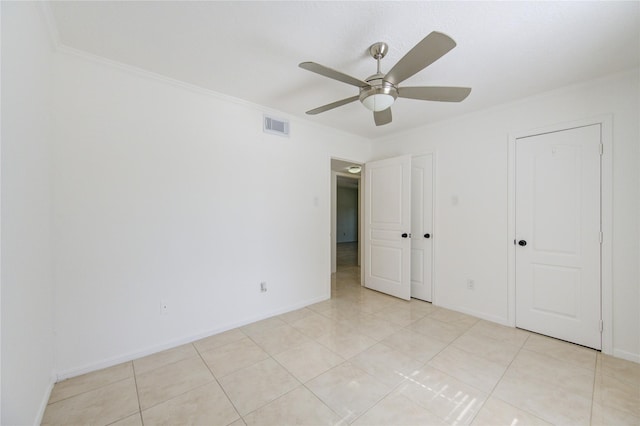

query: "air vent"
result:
(263, 115), (290, 137)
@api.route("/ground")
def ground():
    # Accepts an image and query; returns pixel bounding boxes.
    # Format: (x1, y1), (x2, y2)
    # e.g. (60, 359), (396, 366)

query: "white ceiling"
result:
(47, 1), (640, 140)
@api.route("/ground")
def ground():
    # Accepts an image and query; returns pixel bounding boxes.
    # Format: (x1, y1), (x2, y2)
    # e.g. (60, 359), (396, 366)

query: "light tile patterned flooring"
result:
(44, 249), (639, 425)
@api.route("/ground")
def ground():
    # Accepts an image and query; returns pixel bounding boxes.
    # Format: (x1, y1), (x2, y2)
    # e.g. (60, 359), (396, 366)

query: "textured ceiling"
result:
(47, 1), (640, 140)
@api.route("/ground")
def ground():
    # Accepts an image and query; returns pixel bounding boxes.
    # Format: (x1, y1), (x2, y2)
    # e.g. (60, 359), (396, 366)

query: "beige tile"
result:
(308, 299), (339, 314)
(507, 349), (595, 399)
(593, 371), (640, 417)
(306, 362), (390, 424)
(597, 352), (640, 386)
(408, 317), (468, 343)
(451, 332), (521, 366)
(218, 358), (300, 416)
(315, 327), (377, 359)
(273, 341), (344, 383)
(277, 307), (316, 324)
(200, 337), (269, 378)
(466, 320), (530, 347)
(228, 419), (247, 426)
(109, 412), (143, 426)
(523, 333), (597, 371)
(321, 305), (364, 321)
(193, 328), (246, 353)
(43, 378), (138, 425)
(381, 328), (448, 363)
(353, 391), (446, 426)
(49, 362), (133, 403)
(493, 365), (592, 425)
(241, 317), (287, 337)
(373, 303), (434, 327)
(591, 401), (640, 426)
(249, 323), (312, 355)
(396, 365), (488, 424)
(350, 343), (423, 388)
(357, 295), (406, 314)
(428, 345), (508, 392)
(133, 344), (198, 375)
(136, 356), (214, 410)
(407, 299), (439, 314)
(141, 382), (239, 426)
(243, 386), (341, 426)
(290, 313), (343, 339)
(429, 307), (479, 328)
(340, 313), (404, 341)
(471, 396), (551, 426)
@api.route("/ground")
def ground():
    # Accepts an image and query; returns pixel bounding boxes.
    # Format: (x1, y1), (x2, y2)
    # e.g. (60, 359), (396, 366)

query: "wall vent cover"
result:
(264, 115), (290, 137)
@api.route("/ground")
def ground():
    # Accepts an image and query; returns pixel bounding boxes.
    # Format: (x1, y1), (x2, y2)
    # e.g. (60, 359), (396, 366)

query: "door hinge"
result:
(599, 231), (603, 244)
(599, 320), (603, 333)
(599, 143), (604, 156)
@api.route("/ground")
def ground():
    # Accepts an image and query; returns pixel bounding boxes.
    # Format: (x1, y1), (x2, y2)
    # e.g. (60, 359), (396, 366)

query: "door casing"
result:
(507, 115), (613, 355)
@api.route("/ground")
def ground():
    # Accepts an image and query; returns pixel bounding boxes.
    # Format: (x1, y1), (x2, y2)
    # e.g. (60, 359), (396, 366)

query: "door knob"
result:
(424, 233), (431, 239)
(518, 240), (527, 246)
(401, 233), (408, 238)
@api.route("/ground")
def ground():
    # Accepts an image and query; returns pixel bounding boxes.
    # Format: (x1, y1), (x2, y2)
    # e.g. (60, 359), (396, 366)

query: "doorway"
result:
(330, 158), (362, 281)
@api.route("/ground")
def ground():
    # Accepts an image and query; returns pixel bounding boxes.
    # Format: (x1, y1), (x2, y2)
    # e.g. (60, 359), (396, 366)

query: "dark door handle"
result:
(518, 240), (527, 246)
(424, 233), (431, 239)
(401, 233), (408, 238)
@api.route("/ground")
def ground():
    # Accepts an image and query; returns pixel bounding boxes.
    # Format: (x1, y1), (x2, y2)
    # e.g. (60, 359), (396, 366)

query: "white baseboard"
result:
(613, 348), (640, 364)
(34, 374), (56, 425)
(55, 294), (329, 381)
(433, 301), (508, 326)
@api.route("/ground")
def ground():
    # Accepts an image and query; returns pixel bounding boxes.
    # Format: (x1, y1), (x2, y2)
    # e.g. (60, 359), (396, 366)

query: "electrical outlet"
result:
(260, 281), (267, 293)
(160, 301), (169, 314)
(467, 279), (475, 290)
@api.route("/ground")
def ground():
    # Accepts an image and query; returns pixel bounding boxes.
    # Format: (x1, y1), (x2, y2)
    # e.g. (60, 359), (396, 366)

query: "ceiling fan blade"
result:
(385, 32), (457, 86)
(374, 108), (392, 126)
(398, 86), (471, 102)
(306, 95), (359, 115)
(299, 62), (370, 88)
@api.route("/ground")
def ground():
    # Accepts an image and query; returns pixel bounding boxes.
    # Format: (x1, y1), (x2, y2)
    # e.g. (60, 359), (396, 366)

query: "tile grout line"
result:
(589, 352), (600, 425)
(130, 360), (145, 426)
(467, 332), (531, 424)
(192, 340), (245, 424)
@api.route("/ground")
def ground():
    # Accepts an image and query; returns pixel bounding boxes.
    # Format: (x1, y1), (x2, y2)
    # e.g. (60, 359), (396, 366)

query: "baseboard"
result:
(55, 294), (330, 381)
(612, 348), (640, 364)
(433, 301), (509, 326)
(34, 373), (56, 425)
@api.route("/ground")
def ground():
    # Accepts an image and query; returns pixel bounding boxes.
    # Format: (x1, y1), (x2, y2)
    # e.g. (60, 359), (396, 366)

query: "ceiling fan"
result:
(299, 32), (471, 126)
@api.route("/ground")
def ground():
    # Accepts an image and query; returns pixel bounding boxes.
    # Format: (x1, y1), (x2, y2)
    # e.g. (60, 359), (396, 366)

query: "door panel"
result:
(411, 154), (434, 302)
(515, 124), (601, 349)
(364, 155), (411, 300)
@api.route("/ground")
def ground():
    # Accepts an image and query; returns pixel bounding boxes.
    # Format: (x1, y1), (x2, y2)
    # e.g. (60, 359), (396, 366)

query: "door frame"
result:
(507, 115), (613, 355)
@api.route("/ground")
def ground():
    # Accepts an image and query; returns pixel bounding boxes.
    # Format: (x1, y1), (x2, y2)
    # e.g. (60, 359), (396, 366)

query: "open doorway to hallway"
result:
(330, 158), (362, 284)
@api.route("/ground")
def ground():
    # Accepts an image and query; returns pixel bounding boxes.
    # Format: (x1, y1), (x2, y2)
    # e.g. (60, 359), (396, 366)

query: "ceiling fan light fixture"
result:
(361, 93), (395, 112)
(359, 81), (398, 112)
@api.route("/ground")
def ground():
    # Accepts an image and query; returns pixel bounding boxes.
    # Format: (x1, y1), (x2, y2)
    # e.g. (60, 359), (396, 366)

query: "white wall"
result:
(1, 2), (56, 424)
(336, 186), (358, 243)
(371, 69), (640, 361)
(51, 51), (371, 376)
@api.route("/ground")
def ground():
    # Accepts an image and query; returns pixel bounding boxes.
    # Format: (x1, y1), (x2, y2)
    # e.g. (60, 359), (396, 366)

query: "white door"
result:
(411, 154), (434, 302)
(515, 124), (601, 349)
(364, 155), (412, 300)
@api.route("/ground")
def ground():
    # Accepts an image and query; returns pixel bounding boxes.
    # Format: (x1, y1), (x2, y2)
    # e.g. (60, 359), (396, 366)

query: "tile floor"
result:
(43, 252), (639, 425)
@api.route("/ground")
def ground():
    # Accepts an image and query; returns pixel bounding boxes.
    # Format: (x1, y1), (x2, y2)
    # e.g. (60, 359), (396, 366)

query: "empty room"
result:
(2, 1), (639, 425)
